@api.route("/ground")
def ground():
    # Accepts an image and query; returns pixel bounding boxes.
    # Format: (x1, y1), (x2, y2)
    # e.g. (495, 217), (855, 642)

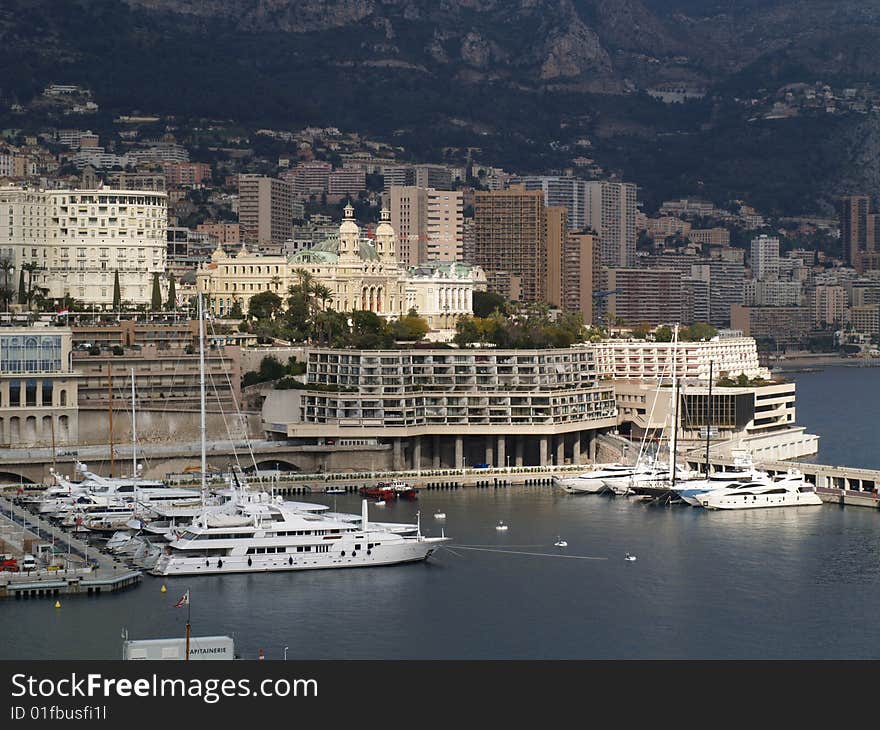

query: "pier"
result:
(0, 494), (142, 600)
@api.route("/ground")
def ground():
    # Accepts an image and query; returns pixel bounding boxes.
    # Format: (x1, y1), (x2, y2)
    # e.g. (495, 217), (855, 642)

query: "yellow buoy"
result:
(160, 584), (167, 593)
(54, 600), (61, 609)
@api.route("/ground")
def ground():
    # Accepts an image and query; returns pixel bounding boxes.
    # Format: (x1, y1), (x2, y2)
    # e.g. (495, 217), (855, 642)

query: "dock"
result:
(0, 494), (141, 600)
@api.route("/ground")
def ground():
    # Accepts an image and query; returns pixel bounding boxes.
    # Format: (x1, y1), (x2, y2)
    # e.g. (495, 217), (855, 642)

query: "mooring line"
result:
(452, 546), (607, 560)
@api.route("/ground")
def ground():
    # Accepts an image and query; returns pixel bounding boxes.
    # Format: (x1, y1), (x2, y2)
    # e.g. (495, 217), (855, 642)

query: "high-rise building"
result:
(811, 285), (847, 326)
(605, 268), (683, 326)
(839, 195), (872, 270)
(327, 167), (367, 198)
(584, 181), (637, 268)
(238, 174), (294, 251)
(414, 164), (453, 190)
(287, 161), (331, 197)
(750, 235), (780, 280)
(518, 176), (588, 230)
(473, 186), (547, 302)
(390, 186), (464, 266)
(545, 206), (568, 309)
(563, 231), (600, 324)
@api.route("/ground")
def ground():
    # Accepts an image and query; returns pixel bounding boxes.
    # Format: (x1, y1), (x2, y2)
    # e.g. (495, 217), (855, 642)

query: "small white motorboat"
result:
(495, 521), (508, 531)
(375, 500), (386, 507)
(434, 511), (446, 520)
(554, 538), (568, 548)
(625, 553), (637, 562)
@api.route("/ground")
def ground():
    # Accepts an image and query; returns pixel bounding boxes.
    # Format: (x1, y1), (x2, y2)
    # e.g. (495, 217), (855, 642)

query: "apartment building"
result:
(390, 186), (463, 266)
(585, 181), (638, 268)
(590, 335), (770, 383)
(604, 268), (684, 326)
(473, 186), (547, 302)
(0, 185), (167, 305)
(562, 231), (600, 324)
(237, 175), (293, 251)
(262, 347), (618, 469)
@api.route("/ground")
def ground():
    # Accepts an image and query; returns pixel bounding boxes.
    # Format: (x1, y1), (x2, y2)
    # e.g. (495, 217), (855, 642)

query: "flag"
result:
(56, 307), (69, 316)
(174, 590), (190, 608)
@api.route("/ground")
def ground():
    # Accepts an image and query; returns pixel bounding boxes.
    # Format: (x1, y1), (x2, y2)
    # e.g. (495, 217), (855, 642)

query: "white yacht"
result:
(675, 468), (769, 506)
(602, 462), (693, 496)
(151, 492), (448, 576)
(553, 464), (635, 494)
(697, 471), (823, 510)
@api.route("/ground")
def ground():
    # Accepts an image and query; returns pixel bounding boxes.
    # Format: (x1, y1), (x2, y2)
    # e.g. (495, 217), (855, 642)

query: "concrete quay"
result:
(0, 494), (141, 600)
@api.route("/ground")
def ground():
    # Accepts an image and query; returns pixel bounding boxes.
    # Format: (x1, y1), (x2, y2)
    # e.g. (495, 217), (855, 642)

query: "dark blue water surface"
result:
(789, 366), (880, 470)
(4, 366), (880, 660)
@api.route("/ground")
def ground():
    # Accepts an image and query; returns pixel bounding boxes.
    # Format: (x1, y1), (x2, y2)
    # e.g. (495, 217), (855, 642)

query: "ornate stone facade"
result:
(197, 205), (485, 330)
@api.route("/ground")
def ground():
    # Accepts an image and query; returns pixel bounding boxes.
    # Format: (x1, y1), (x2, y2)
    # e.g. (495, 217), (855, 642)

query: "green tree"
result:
(21, 262), (40, 308)
(0, 259), (14, 311)
(151, 272), (162, 311)
(166, 273), (177, 310)
(654, 325), (673, 342)
(351, 310), (393, 348)
(391, 310), (430, 341)
(453, 316), (481, 346)
(682, 322), (717, 341)
(228, 300), (244, 319)
(112, 271), (122, 310)
(472, 290), (507, 318)
(249, 290), (283, 320)
(17, 269), (26, 305)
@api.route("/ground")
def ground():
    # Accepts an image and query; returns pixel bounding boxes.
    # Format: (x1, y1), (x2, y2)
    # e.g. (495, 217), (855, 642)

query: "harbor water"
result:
(3, 365), (880, 660)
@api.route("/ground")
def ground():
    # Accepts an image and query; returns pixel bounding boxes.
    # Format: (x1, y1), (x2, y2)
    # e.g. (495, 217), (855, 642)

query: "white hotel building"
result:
(0, 185), (167, 306)
(262, 348), (618, 469)
(590, 334), (771, 383)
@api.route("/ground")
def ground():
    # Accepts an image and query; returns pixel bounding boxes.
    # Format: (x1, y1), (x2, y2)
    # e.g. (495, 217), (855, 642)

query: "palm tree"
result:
(21, 262), (41, 309)
(0, 259), (14, 311)
(312, 283), (333, 312)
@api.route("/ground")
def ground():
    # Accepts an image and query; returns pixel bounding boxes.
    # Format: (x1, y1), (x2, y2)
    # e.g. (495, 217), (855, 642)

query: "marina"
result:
(1, 364), (879, 659)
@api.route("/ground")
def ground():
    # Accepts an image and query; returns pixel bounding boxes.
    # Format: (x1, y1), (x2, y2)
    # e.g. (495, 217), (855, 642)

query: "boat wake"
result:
(451, 546), (607, 561)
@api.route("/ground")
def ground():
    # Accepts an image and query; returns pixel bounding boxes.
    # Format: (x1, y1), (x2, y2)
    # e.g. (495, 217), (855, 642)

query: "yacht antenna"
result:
(198, 293), (207, 507)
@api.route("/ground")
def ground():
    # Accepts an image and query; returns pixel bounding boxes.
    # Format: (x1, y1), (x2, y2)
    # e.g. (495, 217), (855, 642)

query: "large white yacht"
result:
(675, 457), (769, 506)
(697, 471), (823, 510)
(553, 464), (635, 494)
(151, 492), (449, 576)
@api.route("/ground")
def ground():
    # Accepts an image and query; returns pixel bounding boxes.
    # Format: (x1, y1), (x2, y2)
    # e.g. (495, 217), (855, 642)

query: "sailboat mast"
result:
(108, 363), (114, 477)
(198, 293), (207, 503)
(668, 324), (679, 476)
(671, 375), (681, 490)
(705, 360), (713, 475)
(131, 368), (137, 479)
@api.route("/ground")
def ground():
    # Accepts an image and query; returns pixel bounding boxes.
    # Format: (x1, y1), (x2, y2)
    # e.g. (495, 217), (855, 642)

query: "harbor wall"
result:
(77, 408), (263, 446)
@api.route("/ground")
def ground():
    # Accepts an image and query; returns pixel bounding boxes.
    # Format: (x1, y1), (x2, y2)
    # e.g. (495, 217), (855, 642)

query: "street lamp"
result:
(283, 646), (289, 661)
(506, 455), (510, 473)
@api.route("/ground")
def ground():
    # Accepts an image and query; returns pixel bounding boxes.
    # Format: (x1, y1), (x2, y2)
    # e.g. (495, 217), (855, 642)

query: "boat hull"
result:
(150, 538), (447, 576)
(701, 492), (823, 510)
(555, 477), (608, 494)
